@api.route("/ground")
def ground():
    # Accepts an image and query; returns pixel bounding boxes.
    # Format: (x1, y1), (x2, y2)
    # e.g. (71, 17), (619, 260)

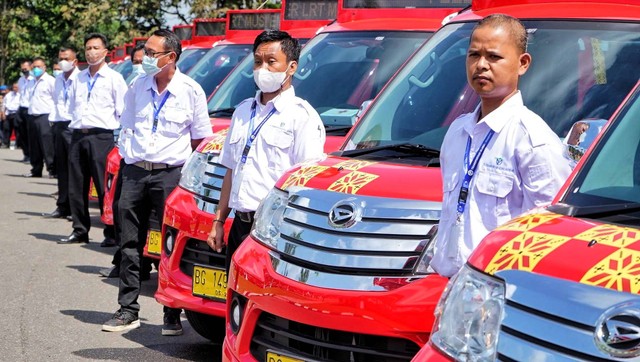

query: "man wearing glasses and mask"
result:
(102, 29), (212, 335)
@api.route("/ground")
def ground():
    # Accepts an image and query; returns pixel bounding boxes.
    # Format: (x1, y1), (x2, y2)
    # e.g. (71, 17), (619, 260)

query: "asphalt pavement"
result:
(0, 148), (221, 361)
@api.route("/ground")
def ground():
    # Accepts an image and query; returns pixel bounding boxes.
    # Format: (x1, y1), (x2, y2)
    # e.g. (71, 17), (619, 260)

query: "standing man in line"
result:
(206, 30), (325, 272)
(101, 29), (212, 334)
(59, 33), (127, 245)
(43, 47), (80, 219)
(430, 14), (572, 278)
(3, 83), (20, 149)
(17, 60), (33, 162)
(25, 57), (56, 178)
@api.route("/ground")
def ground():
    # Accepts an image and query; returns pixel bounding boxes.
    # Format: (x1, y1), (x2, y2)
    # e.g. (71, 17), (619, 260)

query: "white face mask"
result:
(253, 63), (292, 94)
(53, 70), (63, 77)
(58, 60), (75, 72)
(132, 64), (145, 76)
(142, 54), (170, 76)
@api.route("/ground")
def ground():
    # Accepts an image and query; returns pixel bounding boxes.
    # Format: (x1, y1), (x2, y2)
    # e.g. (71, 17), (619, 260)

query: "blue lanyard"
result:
(87, 73), (98, 101)
(151, 90), (171, 133)
(30, 79), (40, 99)
(63, 79), (70, 104)
(456, 129), (495, 216)
(240, 101), (277, 164)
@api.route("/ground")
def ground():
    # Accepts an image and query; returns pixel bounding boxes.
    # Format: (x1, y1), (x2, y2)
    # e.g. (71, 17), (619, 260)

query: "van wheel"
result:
(185, 310), (225, 343)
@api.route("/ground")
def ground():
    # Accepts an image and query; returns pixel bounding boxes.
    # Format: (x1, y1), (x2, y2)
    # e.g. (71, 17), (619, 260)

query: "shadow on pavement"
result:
(71, 341), (220, 361)
(97, 273), (159, 299)
(67, 264), (104, 275)
(29, 232), (63, 242)
(16, 211), (47, 217)
(18, 191), (58, 198)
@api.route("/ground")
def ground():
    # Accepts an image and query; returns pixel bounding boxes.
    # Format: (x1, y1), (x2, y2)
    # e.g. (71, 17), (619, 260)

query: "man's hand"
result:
(206, 221), (225, 253)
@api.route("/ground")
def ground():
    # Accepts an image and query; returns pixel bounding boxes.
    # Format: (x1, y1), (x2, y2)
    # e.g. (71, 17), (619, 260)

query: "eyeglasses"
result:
(144, 49), (171, 58)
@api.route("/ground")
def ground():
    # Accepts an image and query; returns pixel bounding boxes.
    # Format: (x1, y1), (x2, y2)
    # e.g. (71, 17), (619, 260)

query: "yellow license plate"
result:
(192, 265), (227, 300)
(266, 352), (304, 362)
(89, 182), (98, 198)
(146, 229), (162, 255)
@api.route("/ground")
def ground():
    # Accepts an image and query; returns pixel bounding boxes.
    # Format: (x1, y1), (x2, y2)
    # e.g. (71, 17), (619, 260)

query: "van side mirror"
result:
(353, 99), (373, 124)
(565, 118), (607, 163)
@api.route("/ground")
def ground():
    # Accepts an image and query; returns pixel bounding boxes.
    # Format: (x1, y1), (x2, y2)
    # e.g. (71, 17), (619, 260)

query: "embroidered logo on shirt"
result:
(495, 157), (503, 165)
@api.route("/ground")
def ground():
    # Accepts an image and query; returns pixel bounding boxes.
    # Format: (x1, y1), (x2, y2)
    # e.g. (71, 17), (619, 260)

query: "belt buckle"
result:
(238, 212), (252, 223)
(143, 161), (153, 171)
(81, 129), (89, 134)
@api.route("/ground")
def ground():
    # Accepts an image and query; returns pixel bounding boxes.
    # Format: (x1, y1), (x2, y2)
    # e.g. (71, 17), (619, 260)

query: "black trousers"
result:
(28, 113), (54, 176)
(3, 113), (17, 147)
(68, 130), (113, 238)
(16, 107), (29, 157)
(225, 216), (253, 273)
(118, 164), (181, 315)
(52, 121), (72, 214)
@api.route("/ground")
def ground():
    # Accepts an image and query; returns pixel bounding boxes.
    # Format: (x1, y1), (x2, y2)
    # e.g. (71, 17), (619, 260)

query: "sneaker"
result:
(162, 311), (183, 336)
(102, 309), (140, 332)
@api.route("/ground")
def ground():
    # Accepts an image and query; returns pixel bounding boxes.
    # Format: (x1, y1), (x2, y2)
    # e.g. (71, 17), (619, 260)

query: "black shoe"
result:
(99, 266), (119, 278)
(162, 311), (183, 336)
(21, 156), (30, 163)
(65, 215), (73, 222)
(102, 309), (140, 332)
(58, 233), (89, 244)
(48, 174), (57, 179)
(100, 237), (118, 247)
(42, 209), (69, 219)
(23, 172), (41, 178)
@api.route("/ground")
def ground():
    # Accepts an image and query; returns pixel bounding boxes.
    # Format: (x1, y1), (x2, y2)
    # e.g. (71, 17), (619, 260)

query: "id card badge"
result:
(147, 134), (158, 153)
(231, 165), (245, 197)
(446, 216), (465, 259)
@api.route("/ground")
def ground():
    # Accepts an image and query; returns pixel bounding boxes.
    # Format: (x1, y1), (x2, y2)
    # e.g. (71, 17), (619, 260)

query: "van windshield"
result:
(177, 47), (214, 74)
(345, 21), (640, 159)
(187, 44), (253, 97)
(207, 31), (430, 131)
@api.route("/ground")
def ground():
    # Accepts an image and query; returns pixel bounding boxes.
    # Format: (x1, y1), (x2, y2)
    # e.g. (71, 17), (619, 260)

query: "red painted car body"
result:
(225, 0), (640, 361)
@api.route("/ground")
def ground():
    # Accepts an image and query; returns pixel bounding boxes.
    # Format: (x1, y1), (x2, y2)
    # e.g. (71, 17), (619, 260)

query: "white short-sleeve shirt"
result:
(50, 68), (80, 122)
(118, 70), (213, 166)
(431, 92), (573, 277)
(27, 73), (55, 116)
(219, 87), (326, 212)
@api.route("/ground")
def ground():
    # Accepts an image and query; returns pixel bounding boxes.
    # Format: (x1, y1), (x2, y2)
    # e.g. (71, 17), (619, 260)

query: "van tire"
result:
(185, 310), (225, 343)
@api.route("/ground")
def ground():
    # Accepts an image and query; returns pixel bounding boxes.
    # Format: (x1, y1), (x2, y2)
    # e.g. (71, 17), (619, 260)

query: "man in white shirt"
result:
(2, 83), (20, 149)
(430, 14), (572, 278)
(43, 47), (80, 219)
(206, 30), (325, 271)
(101, 29), (213, 335)
(25, 57), (56, 178)
(59, 33), (127, 245)
(17, 60), (33, 162)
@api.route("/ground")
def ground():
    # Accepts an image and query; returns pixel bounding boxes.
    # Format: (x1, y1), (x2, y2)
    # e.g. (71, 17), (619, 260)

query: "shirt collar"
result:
(66, 67), (80, 83)
(254, 86), (297, 113)
(464, 91), (524, 135)
(146, 68), (183, 96)
(87, 63), (108, 79)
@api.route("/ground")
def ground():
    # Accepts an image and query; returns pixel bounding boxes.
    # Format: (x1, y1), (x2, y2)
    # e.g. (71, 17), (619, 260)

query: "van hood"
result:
(469, 210), (640, 294)
(275, 155), (443, 201)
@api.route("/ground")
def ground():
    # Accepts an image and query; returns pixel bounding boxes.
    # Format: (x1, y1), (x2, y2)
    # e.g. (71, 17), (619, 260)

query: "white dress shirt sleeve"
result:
(113, 74), (128, 120)
(292, 101), (326, 165)
(189, 86), (214, 140)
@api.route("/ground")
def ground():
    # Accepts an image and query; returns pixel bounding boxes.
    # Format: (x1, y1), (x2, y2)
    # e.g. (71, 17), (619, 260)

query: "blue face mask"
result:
(32, 67), (44, 78)
(142, 55), (163, 76)
(53, 70), (63, 77)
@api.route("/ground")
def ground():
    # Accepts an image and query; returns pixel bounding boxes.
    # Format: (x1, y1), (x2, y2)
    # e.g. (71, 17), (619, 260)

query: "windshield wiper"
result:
(209, 107), (235, 117)
(339, 142), (440, 158)
(325, 125), (352, 135)
(549, 202), (640, 218)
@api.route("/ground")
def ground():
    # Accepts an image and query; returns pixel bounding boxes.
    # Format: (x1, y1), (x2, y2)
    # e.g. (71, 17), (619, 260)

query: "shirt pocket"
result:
(475, 171), (514, 223)
(262, 125), (294, 172)
(160, 108), (189, 137)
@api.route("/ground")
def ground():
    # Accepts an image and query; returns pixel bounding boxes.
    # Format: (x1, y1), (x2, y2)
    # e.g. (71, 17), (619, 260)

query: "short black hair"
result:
(475, 14), (528, 54)
(20, 60), (31, 66)
(59, 46), (77, 57)
(32, 56), (46, 66)
(84, 33), (109, 49)
(253, 30), (300, 63)
(131, 43), (145, 58)
(152, 29), (182, 62)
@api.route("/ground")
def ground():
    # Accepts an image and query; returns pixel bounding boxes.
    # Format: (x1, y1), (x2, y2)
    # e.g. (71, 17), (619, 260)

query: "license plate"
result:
(192, 265), (227, 300)
(146, 229), (162, 255)
(266, 351), (305, 362)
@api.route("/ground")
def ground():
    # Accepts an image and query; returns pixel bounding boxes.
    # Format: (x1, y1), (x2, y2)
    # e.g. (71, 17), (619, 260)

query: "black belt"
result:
(73, 128), (113, 135)
(235, 211), (255, 223)
(132, 161), (180, 171)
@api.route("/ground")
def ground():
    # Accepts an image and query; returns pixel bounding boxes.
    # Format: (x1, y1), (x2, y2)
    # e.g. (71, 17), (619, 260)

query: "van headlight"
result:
(430, 265), (505, 362)
(414, 225), (438, 274)
(251, 188), (288, 248)
(179, 151), (208, 194)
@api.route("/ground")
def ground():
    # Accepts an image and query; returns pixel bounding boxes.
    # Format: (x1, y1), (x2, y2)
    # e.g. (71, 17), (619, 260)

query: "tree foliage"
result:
(0, 0), (279, 84)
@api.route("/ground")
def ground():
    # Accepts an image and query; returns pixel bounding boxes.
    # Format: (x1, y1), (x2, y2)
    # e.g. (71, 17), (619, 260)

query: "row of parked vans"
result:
(107, 0), (640, 361)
